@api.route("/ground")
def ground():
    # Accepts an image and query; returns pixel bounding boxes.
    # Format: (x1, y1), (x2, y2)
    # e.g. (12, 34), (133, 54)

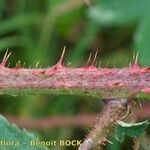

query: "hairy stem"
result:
(0, 50), (149, 98)
(78, 99), (129, 150)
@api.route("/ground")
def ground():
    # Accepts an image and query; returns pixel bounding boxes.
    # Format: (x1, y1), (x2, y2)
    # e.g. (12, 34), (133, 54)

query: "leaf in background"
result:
(88, 0), (149, 26)
(114, 120), (149, 143)
(88, 0), (150, 66)
(0, 115), (49, 150)
(134, 14), (150, 66)
(71, 20), (99, 65)
(0, 36), (27, 51)
(0, 14), (42, 35)
(56, 7), (84, 37)
(0, 0), (4, 19)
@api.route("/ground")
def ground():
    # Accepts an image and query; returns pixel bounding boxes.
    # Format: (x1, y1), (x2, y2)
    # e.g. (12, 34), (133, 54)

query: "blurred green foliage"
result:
(0, 0), (149, 150)
(89, 0), (150, 66)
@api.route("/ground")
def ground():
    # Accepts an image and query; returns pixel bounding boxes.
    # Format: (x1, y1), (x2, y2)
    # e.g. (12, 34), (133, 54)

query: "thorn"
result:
(131, 51), (140, 68)
(91, 50), (98, 66)
(15, 60), (21, 68)
(107, 140), (113, 145)
(7, 62), (10, 67)
(36, 61), (40, 68)
(140, 66), (150, 72)
(46, 46), (66, 73)
(106, 61), (109, 67)
(138, 101), (142, 108)
(85, 53), (92, 67)
(1, 49), (12, 66)
(23, 62), (26, 68)
(132, 51), (136, 62)
(133, 139), (136, 144)
(134, 51), (139, 64)
(66, 61), (71, 67)
(57, 46), (66, 65)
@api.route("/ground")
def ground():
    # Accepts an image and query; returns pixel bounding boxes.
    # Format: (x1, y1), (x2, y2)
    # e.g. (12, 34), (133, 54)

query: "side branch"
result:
(78, 99), (128, 150)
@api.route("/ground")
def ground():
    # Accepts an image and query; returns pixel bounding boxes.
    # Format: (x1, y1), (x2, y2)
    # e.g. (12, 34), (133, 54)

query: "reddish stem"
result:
(0, 51), (149, 99)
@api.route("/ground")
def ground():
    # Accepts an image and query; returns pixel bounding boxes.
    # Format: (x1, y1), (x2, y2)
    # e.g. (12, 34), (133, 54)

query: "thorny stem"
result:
(0, 50), (149, 98)
(78, 99), (129, 150)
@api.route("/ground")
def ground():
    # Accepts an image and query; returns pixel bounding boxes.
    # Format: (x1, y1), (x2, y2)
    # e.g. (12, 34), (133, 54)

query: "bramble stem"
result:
(78, 99), (129, 150)
(0, 51), (149, 98)
(0, 64), (149, 98)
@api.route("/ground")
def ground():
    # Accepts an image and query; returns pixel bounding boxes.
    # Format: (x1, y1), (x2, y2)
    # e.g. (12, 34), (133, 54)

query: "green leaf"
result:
(114, 120), (149, 143)
(88, 0), (149, 25)
(0, 115), (49, 150)
(0, 14), (42, 35)
(0, 36), (28, 51)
